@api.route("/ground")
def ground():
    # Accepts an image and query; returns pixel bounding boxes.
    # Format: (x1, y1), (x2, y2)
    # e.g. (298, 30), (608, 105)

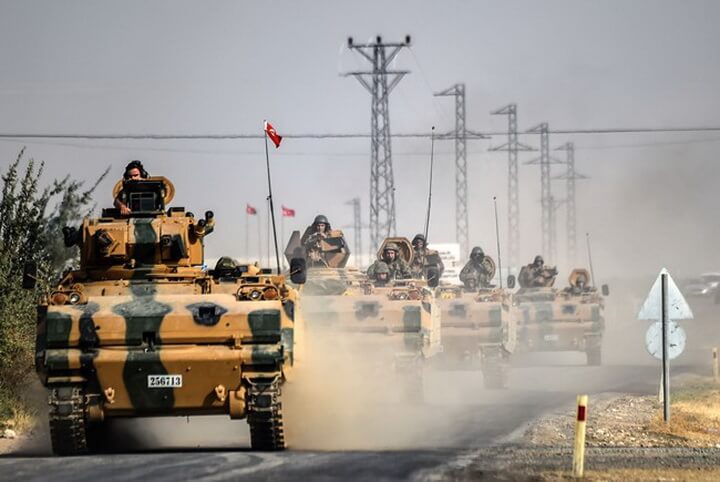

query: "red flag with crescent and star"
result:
(281, 206), (295, 217)
(264, 121), (282, 148)
(246, 204), (257, 215)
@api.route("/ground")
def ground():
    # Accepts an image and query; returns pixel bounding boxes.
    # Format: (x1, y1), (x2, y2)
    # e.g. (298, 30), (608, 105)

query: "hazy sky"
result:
(1, 0), (719, 278)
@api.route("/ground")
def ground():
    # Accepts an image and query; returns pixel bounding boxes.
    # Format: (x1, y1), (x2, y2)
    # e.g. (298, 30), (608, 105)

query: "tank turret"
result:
(64, 177), (214, 281)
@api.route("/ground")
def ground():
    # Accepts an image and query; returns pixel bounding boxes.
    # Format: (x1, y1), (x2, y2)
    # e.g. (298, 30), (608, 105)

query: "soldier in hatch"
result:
(301, 214), (332, 267)
(113, 160), (149, 215)
(367, 242), (411, 281)
(409, 234), (444, 281)
(371, 261), (392, 287)
(459, 246), (493, 290)
(518, 255), (557, 288)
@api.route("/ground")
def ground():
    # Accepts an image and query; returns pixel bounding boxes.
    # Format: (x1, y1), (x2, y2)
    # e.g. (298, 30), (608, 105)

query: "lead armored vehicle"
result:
(285, 233), (441, 400)
(512, 267), (607, 365)
(30, 177), (304, 454)
(436, 255), (516, 389)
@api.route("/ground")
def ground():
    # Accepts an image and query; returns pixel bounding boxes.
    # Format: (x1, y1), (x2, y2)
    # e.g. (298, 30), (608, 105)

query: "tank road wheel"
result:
(48, 384), (90, 455)
(247, 378), (285, 451)
(401, 369), (425, 404)
(481, 348), (510, 389)
(584, 335), (603, 366)
(586, 343), (602, 366)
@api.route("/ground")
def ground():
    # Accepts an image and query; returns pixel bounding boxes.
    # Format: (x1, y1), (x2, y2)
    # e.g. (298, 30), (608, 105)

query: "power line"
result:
(3, 126), (720, 140)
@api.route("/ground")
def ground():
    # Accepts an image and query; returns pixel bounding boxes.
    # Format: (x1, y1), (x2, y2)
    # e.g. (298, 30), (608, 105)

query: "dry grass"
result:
(0, 389), (38, 434)
(648, 381), (720, 446)
(537, 468), (720, 481)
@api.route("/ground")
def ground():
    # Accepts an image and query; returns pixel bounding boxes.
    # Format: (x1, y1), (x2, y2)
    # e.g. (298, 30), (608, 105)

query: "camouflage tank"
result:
(285, 233), (442, 401)
(28, 177), (304, 455)
(436, 255), (516, 389)
(511, 267), (607, 365)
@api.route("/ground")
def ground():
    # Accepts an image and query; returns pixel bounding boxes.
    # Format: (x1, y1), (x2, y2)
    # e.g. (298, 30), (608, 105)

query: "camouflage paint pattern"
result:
(512, 284), (605, 353)
(436, 285), (516, 369)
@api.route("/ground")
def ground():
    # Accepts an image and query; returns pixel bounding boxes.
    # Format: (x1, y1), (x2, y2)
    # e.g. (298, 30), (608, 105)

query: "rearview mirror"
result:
(507, 275), (516, 289)
(22, 262), (37, 290)
(601, 284), (609, 296)
(290, 257), (307, 285)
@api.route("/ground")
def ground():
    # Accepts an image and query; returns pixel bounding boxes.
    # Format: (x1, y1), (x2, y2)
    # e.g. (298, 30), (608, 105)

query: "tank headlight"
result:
(51, 292), (68, 306)
(249, 289), (263, 300)
(263, 287), (278, 300)
(68, 292), (82, 304)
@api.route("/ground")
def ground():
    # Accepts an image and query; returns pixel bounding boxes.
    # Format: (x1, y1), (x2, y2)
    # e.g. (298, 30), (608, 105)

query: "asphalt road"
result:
(0, 359), (670, 481)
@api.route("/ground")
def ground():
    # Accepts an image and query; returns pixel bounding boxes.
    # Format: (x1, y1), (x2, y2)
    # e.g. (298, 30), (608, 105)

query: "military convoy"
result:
(23, 169), (612, 454)
(27, 177), (305, 454)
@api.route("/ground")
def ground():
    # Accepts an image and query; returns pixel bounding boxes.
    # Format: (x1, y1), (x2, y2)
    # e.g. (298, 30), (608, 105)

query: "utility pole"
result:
(345, 197), (363, 266)
(344, 35), (411, 252)
(554, 142), (588, 266)
(491, 104), (533, 271)
(435, 84), (468, 256)
(526, 123), (563, 263)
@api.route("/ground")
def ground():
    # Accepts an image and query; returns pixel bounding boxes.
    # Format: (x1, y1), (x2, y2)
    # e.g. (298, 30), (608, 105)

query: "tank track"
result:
(48, 384), (89, 455)
(246, 378), (285, 450)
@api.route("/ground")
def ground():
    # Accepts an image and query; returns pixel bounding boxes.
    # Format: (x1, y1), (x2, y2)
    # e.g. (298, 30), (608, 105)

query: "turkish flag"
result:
(246, 204), (257, 215)
(281, 205), (295, 217)
(264, 121), (282, 148)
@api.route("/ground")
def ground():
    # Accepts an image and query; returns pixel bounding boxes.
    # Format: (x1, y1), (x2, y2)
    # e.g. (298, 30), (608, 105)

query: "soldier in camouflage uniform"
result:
(301, 215), (332, 267)
(409, 234), (444, 281)
(371, 261), (391, 287)
(459, 246), (492, 290)
(367, 242), (411, 280)
(518, 255), (558, 288)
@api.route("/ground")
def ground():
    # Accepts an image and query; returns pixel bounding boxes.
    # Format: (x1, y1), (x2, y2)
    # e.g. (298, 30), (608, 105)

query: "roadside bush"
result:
(0, 149), (107, 419)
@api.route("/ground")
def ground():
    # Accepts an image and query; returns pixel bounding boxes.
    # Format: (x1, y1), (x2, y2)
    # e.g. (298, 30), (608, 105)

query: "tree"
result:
(0, 148), (107, 408)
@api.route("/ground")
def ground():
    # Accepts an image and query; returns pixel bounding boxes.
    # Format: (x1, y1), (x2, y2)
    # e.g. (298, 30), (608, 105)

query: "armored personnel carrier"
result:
(28, 177), (304, 454)
(512, 267), (607, 365)
(436, 255), (516, 389)
(285, 233), (441, 401)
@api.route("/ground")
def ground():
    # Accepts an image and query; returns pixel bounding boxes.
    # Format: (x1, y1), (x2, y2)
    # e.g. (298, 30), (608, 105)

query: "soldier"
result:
(114, 160), (149, 215)
(371, 261), (391, 287)
(300, 214), (335, 268)
(459, 246), (493, 290)
(409, 234), (445, 280)
(367, 242), (411, 280)
(519, 255), (557, 288)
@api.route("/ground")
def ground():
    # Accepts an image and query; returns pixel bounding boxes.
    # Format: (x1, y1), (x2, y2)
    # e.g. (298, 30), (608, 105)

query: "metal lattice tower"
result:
(434, 84), (468, 255)
(491, 104), (533, 270)
(344, 35), (411, 251)
(526, 123), (563, 263)
(554, 142), (588, 265)
(345, 197), (363, 266)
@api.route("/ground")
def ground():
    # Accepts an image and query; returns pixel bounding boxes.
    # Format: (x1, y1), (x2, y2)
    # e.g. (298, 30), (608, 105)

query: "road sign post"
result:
(638, 268), (693, 423)
(661, 273), (670, 421)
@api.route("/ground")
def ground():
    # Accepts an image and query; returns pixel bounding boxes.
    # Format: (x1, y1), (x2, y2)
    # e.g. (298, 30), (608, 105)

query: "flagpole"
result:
(245, 208), (249, 264)
(257, 210), (262, 265)
(264, 122), (282, 275)
(281, 213), (285, 270)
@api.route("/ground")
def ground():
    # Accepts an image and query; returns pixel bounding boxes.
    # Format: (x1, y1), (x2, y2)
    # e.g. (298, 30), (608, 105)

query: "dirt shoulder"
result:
(525, 376), (720, 449)
(447, 375), (720, 481)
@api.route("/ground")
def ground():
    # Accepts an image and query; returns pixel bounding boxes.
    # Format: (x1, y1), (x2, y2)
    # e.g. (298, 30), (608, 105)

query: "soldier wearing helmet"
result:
(459, 246), (493, 290)
(518, 254), (558, 288)
(367, 242), (411, 281)
(114, 160), (149, 215)
(409, 233), (445, 281)
(371, 261), (391, 287)
(300, 214), (334, 267)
